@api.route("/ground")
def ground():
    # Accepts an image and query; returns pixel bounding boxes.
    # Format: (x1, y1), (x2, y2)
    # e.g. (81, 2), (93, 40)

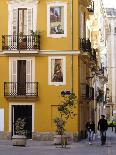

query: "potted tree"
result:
(54, 91), (77, 147)
(12, 118), (27, 146)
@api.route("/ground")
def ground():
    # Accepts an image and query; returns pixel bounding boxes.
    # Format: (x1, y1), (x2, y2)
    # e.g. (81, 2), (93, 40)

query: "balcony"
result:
(80, 38), (92, 53)
(4, 82), (38, 99)
(2, 35), (40, 51)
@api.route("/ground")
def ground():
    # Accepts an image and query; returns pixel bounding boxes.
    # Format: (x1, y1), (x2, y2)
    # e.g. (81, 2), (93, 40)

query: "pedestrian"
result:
(98, 115), (108, 145)
(86, 120), (95, 145)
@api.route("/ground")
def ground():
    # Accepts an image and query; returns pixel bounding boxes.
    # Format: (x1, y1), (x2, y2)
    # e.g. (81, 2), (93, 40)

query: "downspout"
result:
(71, 0), (74, 93)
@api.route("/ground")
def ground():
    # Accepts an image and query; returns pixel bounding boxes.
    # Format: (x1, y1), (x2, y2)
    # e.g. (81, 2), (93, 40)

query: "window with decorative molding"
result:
(47, 2), (67, 38)
(48, 56), (66, 85)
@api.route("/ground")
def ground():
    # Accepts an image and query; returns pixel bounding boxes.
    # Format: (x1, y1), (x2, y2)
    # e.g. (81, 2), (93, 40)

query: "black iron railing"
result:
(87, 1), (94, 13)
(4, 82), (38, 97)
(2, 35), (40, 50)
(80, 38), (92, 52)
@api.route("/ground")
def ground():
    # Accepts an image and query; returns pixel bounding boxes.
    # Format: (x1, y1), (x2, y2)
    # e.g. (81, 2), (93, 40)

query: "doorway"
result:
(12, 105), (32, 139)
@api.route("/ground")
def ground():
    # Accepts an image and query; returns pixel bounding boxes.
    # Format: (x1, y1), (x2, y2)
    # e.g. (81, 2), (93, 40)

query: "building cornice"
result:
(0, 50), (80, 56)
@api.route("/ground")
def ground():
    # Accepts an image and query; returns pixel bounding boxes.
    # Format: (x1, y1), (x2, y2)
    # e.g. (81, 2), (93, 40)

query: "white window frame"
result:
(9, 57), (35, 82)
(8, 2), (37, 35)
(47, 2), (67, 38)
(48, 56), (66, 86)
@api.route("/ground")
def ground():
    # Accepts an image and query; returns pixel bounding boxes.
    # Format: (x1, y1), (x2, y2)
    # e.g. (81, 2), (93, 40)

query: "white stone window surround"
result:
(48, 56), (66, 86)
(47, 2), (67, 38)
(8, 1), (37, 35)
(9, 57), (35, 82)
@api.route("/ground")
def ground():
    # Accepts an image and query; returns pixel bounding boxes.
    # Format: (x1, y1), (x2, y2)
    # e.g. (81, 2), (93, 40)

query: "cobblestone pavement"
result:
(0, 129), (115, 155)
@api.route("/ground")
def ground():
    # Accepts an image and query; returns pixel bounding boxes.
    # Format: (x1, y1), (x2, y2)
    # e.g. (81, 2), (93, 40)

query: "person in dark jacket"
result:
(98, 115), (108, 145)
(86, 120), (95, 144)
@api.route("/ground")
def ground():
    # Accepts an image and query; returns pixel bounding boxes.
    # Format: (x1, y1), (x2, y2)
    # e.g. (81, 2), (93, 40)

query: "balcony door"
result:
(8, 7), (34, 49)
(17, 60), (26, 95)
(10, 59), (33, 96)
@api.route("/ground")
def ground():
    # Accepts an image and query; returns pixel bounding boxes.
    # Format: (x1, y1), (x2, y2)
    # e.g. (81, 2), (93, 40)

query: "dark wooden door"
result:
(12, 105), (32, 139)
(17, 60), (26, 95)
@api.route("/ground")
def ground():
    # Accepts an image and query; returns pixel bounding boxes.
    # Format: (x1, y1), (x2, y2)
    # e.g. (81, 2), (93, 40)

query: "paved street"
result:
(0, 129), (115, 155)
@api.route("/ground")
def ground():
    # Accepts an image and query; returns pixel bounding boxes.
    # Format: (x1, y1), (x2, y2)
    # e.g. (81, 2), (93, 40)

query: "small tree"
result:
(54, 92), (77, 147)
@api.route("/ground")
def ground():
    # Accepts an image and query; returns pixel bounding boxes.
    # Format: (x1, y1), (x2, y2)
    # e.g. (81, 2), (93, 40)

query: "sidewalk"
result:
(0, 128), (115, 155)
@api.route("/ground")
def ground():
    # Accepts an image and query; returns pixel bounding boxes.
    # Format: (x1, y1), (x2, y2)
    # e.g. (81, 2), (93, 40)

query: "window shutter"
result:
(10, 60), (17, 95)
(27, 8), (33, 34)
(11, 60), (17, 82)
(12, 9), (18, 35)
(9, 9), (18, 49)
(26, 60), (32, 95)
(26, 60), (32, 82)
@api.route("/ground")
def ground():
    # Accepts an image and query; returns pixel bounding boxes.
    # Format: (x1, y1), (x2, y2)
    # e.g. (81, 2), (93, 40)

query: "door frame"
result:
(9, 102), (35, 132)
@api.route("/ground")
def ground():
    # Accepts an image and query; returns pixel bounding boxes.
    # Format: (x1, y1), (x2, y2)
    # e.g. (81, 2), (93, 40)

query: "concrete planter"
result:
(53, 135), (71, 145)
(12, 135), (27, 146)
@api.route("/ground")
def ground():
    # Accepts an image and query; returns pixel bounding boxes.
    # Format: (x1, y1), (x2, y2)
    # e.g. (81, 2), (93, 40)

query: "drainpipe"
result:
(71, 0), (74, 93)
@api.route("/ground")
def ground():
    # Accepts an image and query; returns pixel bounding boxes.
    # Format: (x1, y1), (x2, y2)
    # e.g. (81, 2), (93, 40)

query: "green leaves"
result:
(54, 92), (77, 135)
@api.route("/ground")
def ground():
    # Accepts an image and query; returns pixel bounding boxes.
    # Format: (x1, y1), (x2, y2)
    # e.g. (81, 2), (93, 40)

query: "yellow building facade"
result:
(0, 0), (93, 140)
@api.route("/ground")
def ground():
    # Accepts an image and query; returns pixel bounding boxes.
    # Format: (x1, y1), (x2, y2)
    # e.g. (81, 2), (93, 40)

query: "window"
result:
(47, 2), (67, 38)
(48, 56), (66, 85)
(8, 3), (37, 35)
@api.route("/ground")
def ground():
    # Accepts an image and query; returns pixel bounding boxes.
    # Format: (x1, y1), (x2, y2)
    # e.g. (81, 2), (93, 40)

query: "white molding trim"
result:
(39, 51), (80, 55)
(47, 2), (67, 38)
(8, 2), (37, 35)
(9, 102), (35, 132)
(9, 57), (35, 82)
(1, 50), (80, 56)
(48, 56), (66, 86)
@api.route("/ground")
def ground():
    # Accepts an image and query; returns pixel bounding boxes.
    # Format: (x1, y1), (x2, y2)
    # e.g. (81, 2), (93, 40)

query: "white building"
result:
(106, 8), (116, 119)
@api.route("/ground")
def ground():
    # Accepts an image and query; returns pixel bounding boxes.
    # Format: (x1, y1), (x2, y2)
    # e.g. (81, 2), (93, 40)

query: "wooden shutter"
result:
(10, 60), (17, 95)
(11, 60), (17, 82)
(26, 60), (32, 95)
(9, 9), (18, 49)
(12, 9), (18, 35)
(27, 8), (33, 34)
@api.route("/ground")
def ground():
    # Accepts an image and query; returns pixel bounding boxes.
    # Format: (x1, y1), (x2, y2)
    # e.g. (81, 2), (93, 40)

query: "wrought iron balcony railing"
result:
(2, 35), (40, 51)
(80, 38), (92, 52)
(4, 82), (38, 97)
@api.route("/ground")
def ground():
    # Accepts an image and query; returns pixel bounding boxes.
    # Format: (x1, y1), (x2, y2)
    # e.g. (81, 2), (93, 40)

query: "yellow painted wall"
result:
(35, 55), (78, 132)
(0, 0), (79, 51)
(0, 0), (86, 135)
(0, 57), (9, 131)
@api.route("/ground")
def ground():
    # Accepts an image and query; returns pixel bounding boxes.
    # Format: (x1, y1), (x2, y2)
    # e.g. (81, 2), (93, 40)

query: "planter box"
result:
(53, 135), (71, 145)
(12, 135), (26, 146)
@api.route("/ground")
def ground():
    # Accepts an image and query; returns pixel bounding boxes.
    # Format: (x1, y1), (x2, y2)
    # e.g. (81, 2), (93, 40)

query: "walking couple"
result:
(86, 115), (108, 145)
